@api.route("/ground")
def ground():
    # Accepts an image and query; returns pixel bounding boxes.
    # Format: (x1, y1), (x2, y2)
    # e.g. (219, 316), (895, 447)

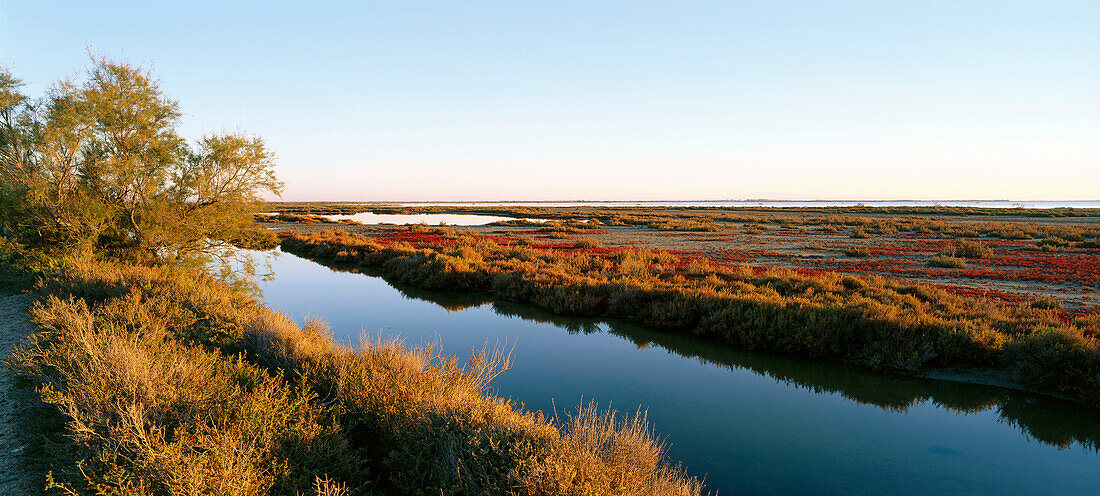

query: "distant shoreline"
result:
(271, 199), (1100, 209)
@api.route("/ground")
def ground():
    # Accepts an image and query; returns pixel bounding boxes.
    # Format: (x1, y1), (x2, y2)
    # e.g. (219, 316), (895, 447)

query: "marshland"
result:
(6, 3), (1100, 495)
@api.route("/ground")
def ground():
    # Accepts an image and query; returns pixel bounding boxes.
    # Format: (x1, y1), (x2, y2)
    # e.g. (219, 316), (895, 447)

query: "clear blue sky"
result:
(3, 1), (1098, 201)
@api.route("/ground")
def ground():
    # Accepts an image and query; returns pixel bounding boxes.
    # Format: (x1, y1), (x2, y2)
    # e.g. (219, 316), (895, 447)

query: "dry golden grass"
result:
(14, 293), (356, 495)
(11, 258), (705, 495)
(243, 300), (703, 495)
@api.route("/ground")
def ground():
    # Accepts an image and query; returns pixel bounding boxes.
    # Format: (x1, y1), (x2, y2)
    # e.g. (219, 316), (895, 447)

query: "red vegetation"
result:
(932, 284), (1032, 305)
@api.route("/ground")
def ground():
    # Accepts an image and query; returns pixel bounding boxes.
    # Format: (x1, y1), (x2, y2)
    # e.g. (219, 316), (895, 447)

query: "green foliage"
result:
(229, 227), (282, 251)
(0, 234), (22, 264)
(0, 58), (282, 263)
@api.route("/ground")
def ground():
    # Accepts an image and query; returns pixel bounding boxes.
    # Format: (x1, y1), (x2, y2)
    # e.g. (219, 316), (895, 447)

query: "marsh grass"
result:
(950, 241), (992, 259)
(229, 227), (282, 250)
(12, 258), (705, 495)
(258, 213), (359, 225)
(282, 229), (1100, 407)
(289, 204), (1100, 242)
(928, 255), (968, 268)
(574, 238), (603, 249)
(1031, 298), (1062, 310)
(14, 293), (358, 495)
(646, 219), (723, 232)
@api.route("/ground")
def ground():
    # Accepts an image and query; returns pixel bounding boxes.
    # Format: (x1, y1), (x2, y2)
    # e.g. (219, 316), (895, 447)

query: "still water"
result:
(251, 248), (1100, 495)
(323, 212), (543, 225)
(396, 200), (1100, 209)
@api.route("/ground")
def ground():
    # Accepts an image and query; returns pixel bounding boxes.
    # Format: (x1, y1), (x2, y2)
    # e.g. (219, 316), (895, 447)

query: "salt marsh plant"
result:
(928, 255), (968, 268)
(950, 241), (992, 259)
(281, 228), (1100, 407)
(10, 258), (706, 495)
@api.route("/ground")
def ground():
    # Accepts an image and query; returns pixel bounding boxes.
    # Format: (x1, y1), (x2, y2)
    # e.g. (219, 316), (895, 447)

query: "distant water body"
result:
(396, 200), (1100, 209)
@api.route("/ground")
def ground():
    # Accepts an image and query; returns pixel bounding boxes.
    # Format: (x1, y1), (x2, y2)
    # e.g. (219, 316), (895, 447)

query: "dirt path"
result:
(0, 292), (39, 495)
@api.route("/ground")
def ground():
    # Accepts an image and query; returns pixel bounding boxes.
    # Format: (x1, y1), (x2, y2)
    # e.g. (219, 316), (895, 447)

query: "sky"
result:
(2, 1), (1098, 201)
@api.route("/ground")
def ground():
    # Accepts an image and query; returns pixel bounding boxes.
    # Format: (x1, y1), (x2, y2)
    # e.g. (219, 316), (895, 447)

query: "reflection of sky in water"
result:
(323, 212), (545, 226)
(396, 200), (1100, 209)
(250, 248), (1100, 496)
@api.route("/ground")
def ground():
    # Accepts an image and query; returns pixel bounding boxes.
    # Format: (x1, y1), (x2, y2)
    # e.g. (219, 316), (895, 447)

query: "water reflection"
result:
(319, 260), (1100, 453)
(322, 212), (539, 226)
(251, 248), (1100, 494)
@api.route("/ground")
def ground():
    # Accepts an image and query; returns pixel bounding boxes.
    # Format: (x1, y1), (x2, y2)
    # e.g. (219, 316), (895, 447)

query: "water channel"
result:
(248, 247), (1100, 495)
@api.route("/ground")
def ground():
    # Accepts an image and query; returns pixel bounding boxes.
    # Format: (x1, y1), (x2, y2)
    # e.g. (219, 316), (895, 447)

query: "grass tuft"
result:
(574, 238), (603, 249)
(928, 255), (967, 268)
(950, 241), (992, 259)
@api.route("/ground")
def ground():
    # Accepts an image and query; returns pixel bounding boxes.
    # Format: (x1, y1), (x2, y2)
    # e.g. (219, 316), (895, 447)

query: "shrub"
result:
(928, 255), (967, 268)
(14, 293), (359, 495)
(1026, 236), (1072, 251)
(647, 219), (721, 232)
(1031, 297), (1061, 310)
(229, 227), (281, 250)
(574, 238), (603, 249)
(488, 218), (548, 227)
(1039, 237), (1071, 248)
(16, 259), (706, 495)
(840, 276), (866, 290)
(0, 60), (282, 263)
(1006, 328), (1100, 403)
(951, 241), (991, 259)
(843, 248), (870, 258)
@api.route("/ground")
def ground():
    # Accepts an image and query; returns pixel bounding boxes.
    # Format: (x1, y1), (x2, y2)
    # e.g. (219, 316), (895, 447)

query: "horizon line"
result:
(269, 198), (1100, 203)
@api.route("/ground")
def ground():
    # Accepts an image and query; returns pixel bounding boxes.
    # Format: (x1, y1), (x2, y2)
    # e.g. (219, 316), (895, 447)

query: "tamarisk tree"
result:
(0, 57), (282, 263)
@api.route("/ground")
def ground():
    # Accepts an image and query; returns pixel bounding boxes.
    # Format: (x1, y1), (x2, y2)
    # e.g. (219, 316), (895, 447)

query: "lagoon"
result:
(252, 247), (1100, 495)
(322, 212), (540, 225)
